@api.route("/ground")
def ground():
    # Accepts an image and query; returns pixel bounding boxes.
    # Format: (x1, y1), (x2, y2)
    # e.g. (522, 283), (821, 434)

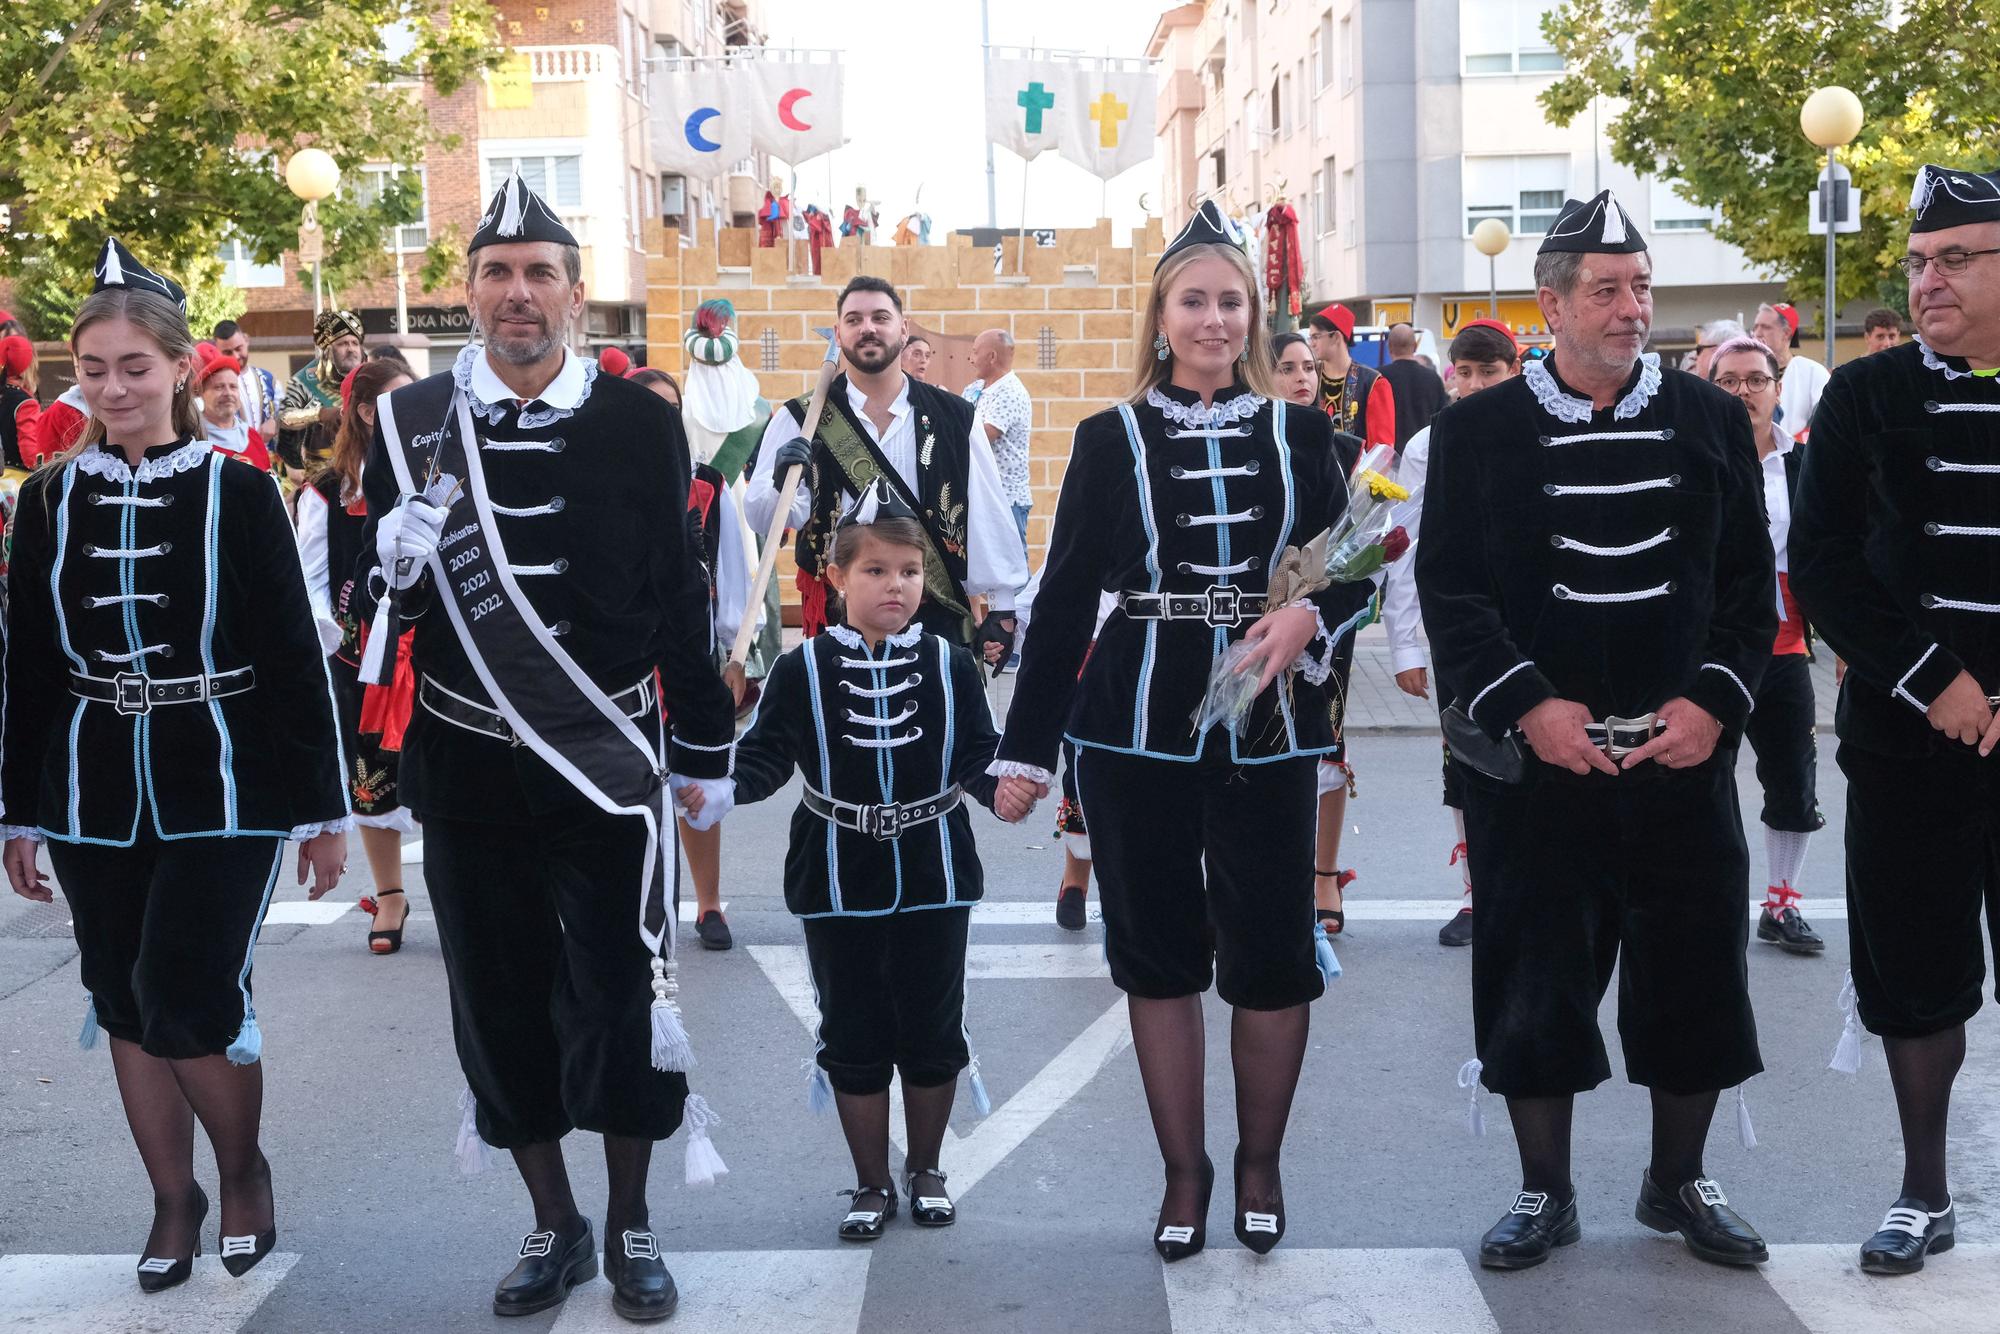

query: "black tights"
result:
(110, 1039), (270, 1256)
(1129, 994), (1310, 1222)
(1504, 1088), (1721, 1201)
(832, 1078), (957, 1206)
(1885, 1025), (1965, 1209)
(511, 1133), (658, 1239)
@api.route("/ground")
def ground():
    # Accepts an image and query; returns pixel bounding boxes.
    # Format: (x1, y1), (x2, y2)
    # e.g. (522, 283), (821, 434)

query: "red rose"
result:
(1382, 525), (1411, 564)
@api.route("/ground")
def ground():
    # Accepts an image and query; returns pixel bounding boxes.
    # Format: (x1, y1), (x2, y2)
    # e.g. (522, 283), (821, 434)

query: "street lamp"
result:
(1472, 217), (1512, 326)
(1801, 86), (1863, 367)
(285, 148), (341, 320)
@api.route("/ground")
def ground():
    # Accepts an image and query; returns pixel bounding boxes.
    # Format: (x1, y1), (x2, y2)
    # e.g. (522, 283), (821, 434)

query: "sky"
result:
(755, 0), (1165, 240)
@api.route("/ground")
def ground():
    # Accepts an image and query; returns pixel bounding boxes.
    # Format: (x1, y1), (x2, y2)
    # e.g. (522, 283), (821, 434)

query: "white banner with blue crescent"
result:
(747, 56), (845, 165)
(650, 63), (754, 177)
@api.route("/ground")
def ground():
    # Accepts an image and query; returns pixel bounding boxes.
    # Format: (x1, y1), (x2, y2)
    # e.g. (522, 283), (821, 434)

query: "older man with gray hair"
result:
(970, 327), (1033, 551)
(1691, 318), (1745, 379)
(1418, 188), (1776, 1274)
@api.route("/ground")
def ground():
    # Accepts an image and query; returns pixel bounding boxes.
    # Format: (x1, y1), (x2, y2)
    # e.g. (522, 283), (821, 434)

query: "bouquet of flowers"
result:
(1326, 444), (1421, 583)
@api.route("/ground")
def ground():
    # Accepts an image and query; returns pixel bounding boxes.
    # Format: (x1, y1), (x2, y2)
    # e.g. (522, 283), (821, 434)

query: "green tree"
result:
(0, 0), (500, 338)
(1541, 0), (2000, 325)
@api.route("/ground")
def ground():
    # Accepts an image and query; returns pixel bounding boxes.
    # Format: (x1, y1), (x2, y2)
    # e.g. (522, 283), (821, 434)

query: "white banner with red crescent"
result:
(748, 57), (845, 165)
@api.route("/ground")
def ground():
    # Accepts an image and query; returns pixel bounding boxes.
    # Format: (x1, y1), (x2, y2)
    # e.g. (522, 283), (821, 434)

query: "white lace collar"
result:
(1525, 352), (1662, 424)
(455, 343), (597, 430)
(1145, 385), (1266, 431)
(1915, 336), (1983, 382)
(825, 623), (924, 652)
(74, 440), (211, 484)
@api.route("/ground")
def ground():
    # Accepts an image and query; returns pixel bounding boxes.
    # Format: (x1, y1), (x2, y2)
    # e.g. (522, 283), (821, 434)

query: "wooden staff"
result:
(731, 328), (839, 666)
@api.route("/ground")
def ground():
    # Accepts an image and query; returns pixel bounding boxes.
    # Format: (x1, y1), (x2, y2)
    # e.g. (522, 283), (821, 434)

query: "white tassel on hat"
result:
(1735, 1085), (1757, 1150)
(1829, 969), (1865, 1074)
(1457, 1058), (1486, 1138)
(1911, 166), (1937, 217)
(455, 1087), (496, 1175)
(682, 1094), (729, 1187)
(497, 172), (528, 238)
(648, 956), (696, 1073)
(1600, 196), (1627, 246)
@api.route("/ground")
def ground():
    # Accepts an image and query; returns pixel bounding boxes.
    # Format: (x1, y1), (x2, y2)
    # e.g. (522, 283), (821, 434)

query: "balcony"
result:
(521, 44), (614, 82)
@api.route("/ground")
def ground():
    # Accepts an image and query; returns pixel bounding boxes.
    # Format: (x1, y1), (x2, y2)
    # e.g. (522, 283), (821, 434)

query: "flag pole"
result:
(733, 328), (840, 666)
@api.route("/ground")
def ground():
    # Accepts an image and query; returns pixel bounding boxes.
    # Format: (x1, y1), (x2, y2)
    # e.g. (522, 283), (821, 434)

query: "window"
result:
(484, 152), (584, 209)
(1319, 157), (1337, 234)
(1462, 154), (1571, 235)
(1211, 147), (1228, 188)
(1341, 167), (1356, 244)
(1463, 0), (1563, 75)
(1294, 58), (1307, 130)
(1650, 176), (1715, 231)
(353, 164), (429, 252)
(1311, 170), (1324, 236)
(1315, 12), (1333, 89)
(217, 234), (282, 288)
(629, 167), (644, 248)
(1272, 76), (1284, 137)
(1339, 15), (1355, 92)
(637, 20), (653, 102)
(1309, 27), (1323, 91)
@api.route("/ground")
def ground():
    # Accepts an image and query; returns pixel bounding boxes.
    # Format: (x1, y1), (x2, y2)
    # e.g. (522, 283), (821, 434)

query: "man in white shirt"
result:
(747, 276), (1026, 647)
(1753, 302), (1831, 435)
(969, 328), (1034, 550)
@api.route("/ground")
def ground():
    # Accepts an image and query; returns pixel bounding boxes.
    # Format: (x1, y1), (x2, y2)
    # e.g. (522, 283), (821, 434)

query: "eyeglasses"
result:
(1897, 248), (2000, 278)
(1714, 373), (1778, 393)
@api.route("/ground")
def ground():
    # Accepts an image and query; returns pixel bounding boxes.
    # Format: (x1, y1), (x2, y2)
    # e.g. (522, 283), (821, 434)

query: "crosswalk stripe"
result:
(0, 1253), (298, 1332)
(547, 1249), (870, 1333)
(1162, 1248), (1501, 1334)
(1759, 1243), (2000, 1333)
(1289, 898), (1850, 922)
(259, 899), (730, 926)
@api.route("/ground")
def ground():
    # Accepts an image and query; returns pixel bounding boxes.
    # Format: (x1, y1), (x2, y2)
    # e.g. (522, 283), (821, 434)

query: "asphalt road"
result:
(2, 731), (1996, 1334)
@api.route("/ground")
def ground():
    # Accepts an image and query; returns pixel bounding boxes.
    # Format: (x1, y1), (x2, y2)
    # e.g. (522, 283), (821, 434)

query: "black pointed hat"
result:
(1537, 189), (1647, 255)
(1157, 200), (1248, 271)
(1909, 164), (2000, 234)
(92, 238), (187, 312)
(836, 477), (920, 530)
(469, 170), (579, 253)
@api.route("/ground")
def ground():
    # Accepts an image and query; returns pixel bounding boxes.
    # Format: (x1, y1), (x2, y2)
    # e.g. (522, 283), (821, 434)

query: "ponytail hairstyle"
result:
(63, 288), (202, 458)
(324, 359), (412, 499)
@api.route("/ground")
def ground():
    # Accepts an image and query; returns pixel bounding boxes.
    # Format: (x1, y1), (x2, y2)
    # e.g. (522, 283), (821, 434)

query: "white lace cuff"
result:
(669, 775), (735, 831)
(290, 817), (354, 841)
(986, 760), (1056, 786)
(1290, 602), (1338, 686)
(0, 824), (44, 844)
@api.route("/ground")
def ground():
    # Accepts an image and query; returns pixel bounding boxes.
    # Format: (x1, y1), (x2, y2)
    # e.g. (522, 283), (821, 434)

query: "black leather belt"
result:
(70, 667), (255, 716)
(1582, 713), (1666, 758)
(419, 674), (655, 746)
(802, 784), (962, 841)
(1119, 587), (1267, 628)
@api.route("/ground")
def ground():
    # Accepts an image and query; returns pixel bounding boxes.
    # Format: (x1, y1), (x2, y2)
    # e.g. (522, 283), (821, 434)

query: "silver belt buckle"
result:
(1601, 712), (1658, 758)
(860, 802), (902, 841)
(113, 672), (152, 716)
(1207, 586), (1242, 627)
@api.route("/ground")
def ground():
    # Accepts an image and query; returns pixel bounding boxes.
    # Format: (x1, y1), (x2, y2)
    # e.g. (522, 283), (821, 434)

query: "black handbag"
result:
(1441, 704), (1527, 784)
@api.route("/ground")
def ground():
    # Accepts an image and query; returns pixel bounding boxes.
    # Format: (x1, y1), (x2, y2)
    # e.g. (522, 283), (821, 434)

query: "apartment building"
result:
(235, 0), (770, 376)
(1147, 0), (1776, 347)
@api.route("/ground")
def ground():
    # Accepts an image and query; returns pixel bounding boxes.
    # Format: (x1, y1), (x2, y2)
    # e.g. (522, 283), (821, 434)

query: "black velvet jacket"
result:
(733, 626), (999, 916)
(997, 385), (1371, 770)
(353, 361), (734, 823)
(2, 440), (349, 841)
(1415, 354), (1776, 741)
(1792, 339), (2000, 756)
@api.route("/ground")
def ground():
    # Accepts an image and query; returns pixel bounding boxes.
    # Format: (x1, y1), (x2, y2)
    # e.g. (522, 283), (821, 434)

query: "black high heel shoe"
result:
(837, 1184), (898, 1241)
(905, 1167), (956, 1227)
(219, 1156), (276, 1278)
(1233, 1146), (1285, 1254)
(136, 1184), (208, 1293)
(1153, 1155), (1215, 1262)
(361, 888), (407, 955)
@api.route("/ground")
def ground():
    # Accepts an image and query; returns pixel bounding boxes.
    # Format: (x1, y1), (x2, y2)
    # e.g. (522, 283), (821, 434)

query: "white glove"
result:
(375, 497), (447, 591)
(669, 775), (735, 831)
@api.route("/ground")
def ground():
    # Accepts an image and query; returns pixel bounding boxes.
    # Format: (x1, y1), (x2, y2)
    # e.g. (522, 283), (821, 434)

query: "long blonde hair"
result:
(1128, 242), (1277, 403)
(62, 288), (202, 459)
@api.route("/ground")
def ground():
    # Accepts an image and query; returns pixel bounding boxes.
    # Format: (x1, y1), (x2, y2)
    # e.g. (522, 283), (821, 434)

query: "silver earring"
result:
(1239, 344), (1250, 363)
(1154, 333), (1169, 361)
(175, 379), (187, 392)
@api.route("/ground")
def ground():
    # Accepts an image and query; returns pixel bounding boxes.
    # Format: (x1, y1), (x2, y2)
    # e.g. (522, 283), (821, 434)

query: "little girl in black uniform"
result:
(692, 480), (1028, 1239)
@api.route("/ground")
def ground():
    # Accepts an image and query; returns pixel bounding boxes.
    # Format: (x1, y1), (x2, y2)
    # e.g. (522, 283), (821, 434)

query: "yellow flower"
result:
(1363, 471), (1410, 502)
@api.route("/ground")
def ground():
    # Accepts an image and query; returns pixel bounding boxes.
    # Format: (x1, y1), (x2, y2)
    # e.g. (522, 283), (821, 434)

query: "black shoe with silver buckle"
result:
(1479, 1190), (1580, 1270)
(905, 1168), (956, 1227)
(1757, 905), (1825, 954)
(1635, 1172), (1768, 1265)
(837, 1185), (898, 1241)
(1439, 906), (1474, 948)
(696, 910), (733, 951)
(604, 1228), (679, 1322)
(493, 1218), (597, 1317)
(1860, 1195), (1955, 1275)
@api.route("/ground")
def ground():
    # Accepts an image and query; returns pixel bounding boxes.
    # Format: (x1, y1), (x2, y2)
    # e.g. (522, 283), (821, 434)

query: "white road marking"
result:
(549, 1249), (868, 1333)
(261, 899), (727, 925)
(1294, 898), (1850, 922)
(748, 943), (1130, 1197)
(0, 1253), (298, 1332)
(972, 900), (1103, 926)
(1162, 1248), (1500, 1334)
(1761, 1244), (2000, 1333)
(400, 837), (423, 864)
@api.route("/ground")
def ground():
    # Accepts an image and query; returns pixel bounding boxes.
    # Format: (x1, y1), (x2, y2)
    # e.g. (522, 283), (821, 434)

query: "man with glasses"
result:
(1753, 301), (1831, 434)
(1691, 319), (1745, 379)
(1792, 163), (2000, 1276)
